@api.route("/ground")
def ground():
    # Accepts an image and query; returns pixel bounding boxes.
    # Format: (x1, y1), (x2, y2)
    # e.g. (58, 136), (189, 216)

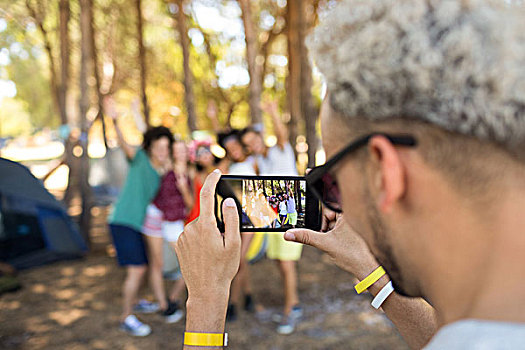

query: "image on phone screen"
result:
(215, 175), (321, 232)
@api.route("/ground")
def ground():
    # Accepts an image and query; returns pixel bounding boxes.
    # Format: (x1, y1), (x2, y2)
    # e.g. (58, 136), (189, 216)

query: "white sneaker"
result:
(133, 299), (160, 314)
(120, 315), (151, 337)
(276, 315), (297, 335)
(162, 301), (185, 324)
(276, 306), (303, 335)
(272, 306), (303, 323)
(165, 309), (184, 324)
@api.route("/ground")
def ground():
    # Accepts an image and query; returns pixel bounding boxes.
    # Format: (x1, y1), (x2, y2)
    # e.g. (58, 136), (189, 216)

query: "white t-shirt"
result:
(279, 201), (287, 215)
(228, 156), (257, 175)
(257, 143), (298, 176)
(424, 319), (525, 349)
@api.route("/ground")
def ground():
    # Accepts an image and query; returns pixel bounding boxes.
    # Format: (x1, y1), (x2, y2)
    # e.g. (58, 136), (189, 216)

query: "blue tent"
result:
(0, 158), (87, 269)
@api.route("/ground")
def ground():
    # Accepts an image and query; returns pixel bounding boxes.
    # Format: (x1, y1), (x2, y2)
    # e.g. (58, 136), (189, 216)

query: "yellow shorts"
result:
(266, 232), (303, 261)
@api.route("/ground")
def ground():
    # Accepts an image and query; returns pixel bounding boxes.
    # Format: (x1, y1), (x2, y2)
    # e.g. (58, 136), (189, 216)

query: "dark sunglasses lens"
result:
(324, 173), (341, 210)
(314, 172), (341, 211)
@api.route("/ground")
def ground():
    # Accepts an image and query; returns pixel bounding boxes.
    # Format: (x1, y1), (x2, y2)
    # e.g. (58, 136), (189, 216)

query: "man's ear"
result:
(368, 135), (406, 213)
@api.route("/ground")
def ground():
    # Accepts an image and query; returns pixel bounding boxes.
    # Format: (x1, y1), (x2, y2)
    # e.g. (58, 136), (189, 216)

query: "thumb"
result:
(222, 198), (241, 249)
(284, 229), (329, 251)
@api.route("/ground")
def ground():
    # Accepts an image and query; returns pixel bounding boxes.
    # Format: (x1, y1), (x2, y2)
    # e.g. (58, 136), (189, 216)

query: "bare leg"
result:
(278, 260), (299, 315)
(143, 235), (168, 311)
(121, 265), (147, 322)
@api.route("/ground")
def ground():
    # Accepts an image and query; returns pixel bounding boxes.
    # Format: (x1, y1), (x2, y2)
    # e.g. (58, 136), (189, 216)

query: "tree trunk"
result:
(300, 2), (318, 167)
(295, 180), (301, 212)
(79, 0), (93, 244)
(57, 0), (77, 207)
(88, 0), (108, 149)
(174, 0), (197, 132)
(136, 0), (150, 127)
(286, 0), (301, 153)
(238, 0), (262, 125)
(58, 0), (70, 126)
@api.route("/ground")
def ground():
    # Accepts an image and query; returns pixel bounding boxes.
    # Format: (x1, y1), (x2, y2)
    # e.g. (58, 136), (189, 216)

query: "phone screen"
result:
(215, 175), (321, 232)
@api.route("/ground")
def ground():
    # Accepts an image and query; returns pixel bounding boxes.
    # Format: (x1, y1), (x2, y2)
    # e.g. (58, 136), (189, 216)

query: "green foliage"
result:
(0, 97), (32, 137)
(0, 0), (323, 140)
(0, 2), (56, 133)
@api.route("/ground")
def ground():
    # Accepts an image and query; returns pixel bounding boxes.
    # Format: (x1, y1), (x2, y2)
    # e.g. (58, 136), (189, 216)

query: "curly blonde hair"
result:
(308, 0), (525, 160)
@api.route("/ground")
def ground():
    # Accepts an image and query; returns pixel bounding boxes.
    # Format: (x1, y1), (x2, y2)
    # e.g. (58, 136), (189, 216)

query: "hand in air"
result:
(206, 100), (218, 118)
(175, 172), (189, 192)
(103, 96), (119, 121)
(260, 99), (279, 115)
(284, 210), (379, 279)
(175, 170), (241, 299)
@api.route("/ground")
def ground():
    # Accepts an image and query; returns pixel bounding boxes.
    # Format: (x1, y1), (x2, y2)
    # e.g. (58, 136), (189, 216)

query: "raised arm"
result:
(261, 99), (288, 149)
(175, 171), (195, 210)
(284, 214), (438, 350)
(104, 96), (136, 160)
(207, 100), (222, 134)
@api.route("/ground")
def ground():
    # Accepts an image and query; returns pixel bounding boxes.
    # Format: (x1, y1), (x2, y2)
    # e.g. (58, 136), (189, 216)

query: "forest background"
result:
(0, 0), (336, 236)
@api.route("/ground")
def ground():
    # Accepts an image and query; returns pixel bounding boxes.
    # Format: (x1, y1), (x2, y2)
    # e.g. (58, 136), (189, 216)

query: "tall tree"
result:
(286, 0), (301, 152)
(89, 0), (108, 148)
(287, 0), (318, 166)
(174, 0), (197, 132)
(300, 2), (318, 167)
(238, 0), (263, 125)
(79, 0), (94, 242)
(136, 0), (150, 127)
(58, 0), (78, 207)
(25, 0), (80, 206)
(58, 0), (70, 127)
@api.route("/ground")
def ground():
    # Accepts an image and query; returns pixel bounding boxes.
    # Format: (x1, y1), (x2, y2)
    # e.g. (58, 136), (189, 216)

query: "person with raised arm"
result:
(240, 100), (303, 334)
(142, 138), (194, 324)
(105, 97), (174, 336)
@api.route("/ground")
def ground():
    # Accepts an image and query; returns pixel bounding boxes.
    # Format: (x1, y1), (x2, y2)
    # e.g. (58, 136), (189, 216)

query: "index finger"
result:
(198, 169), (222, 220)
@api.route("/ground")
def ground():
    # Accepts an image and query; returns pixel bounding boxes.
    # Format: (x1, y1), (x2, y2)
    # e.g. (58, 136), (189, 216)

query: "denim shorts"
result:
(109, 224), (148, 266)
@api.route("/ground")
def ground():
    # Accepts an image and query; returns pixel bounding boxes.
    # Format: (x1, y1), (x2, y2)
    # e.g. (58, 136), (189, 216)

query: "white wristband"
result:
(371, 281), (394, 309)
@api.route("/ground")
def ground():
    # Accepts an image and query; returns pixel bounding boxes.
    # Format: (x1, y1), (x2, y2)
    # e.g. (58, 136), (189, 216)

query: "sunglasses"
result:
(305, 133), (417, 213)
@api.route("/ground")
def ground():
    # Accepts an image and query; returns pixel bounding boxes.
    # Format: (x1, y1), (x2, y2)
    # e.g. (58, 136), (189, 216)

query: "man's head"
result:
(240, 127), (266, 155)
(309, 0), (525, 300)
(218, 130), (246, 162)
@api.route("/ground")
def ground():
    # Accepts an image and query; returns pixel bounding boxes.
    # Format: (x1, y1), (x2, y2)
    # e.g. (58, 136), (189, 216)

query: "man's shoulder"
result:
(425, 319), (525, 350)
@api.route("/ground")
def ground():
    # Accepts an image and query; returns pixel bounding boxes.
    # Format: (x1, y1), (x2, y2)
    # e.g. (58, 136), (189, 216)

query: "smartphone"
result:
(215, 175), (321, 232)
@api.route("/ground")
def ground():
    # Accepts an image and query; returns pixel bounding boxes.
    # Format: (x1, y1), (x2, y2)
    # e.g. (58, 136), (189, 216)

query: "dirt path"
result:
(0, 207), (409, 350)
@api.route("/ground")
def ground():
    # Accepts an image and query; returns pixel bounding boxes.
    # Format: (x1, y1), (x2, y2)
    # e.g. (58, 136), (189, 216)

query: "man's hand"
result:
(284, 213), (380, 280)
(175, 170), (241, 301)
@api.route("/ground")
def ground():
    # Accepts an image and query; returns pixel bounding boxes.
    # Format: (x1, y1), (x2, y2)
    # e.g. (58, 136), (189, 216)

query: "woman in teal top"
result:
(106, 98), (174, 337)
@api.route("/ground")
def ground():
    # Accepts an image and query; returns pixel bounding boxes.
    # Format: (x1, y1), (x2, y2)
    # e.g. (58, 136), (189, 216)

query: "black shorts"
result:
(109, 224), (148, 266)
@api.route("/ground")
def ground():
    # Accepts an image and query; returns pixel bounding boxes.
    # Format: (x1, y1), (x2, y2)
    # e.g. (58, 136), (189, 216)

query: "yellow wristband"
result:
(184, 332), (228, 347)
(354, 266), (386, 294)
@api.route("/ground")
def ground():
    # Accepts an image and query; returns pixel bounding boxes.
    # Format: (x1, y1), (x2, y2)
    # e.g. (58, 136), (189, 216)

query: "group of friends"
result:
(269, 192), (298, 228)
(105, 97), (305, 337)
